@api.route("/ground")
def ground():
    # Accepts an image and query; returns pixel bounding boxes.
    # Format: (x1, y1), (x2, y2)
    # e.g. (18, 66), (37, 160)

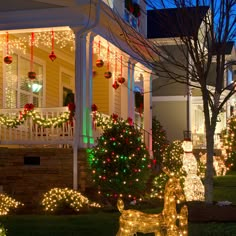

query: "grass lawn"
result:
(1, 172), (236, 236)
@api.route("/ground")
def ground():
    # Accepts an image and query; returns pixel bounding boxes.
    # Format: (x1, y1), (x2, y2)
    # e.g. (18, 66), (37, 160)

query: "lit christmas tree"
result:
(221, 117), (236, 171)
(150, 140), (185, 199)
(88, 110), (151, 200)
(152, 117), (169, 169)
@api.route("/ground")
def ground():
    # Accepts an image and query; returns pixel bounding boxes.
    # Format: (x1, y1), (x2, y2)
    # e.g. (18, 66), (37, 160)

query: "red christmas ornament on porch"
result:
(104, 71), (112, 79)
(28, 32), (36, 80)
(49, 51), (56, 62)
(49, 29), (57, 61)
(96, 59), (104, 67)
(104, 46), (112, 78)
(4, 56), (13, 64)
(118, 75), (125, 84)
(28, 71), (36, 79)
(112, 81), (119, 89)
(4, 32), (13, 64)
(91, 104), (98, 112)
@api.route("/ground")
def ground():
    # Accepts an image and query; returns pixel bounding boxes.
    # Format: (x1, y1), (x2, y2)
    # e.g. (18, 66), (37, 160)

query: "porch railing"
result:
(0, 107), (73, 146)
(192, 133), (221, 149)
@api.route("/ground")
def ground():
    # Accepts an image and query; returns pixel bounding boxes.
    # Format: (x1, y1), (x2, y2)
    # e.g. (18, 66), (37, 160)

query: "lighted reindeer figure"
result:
(116, 171), (188, 236)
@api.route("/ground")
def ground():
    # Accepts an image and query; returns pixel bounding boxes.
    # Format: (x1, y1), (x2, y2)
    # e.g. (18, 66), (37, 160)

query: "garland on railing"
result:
(0, 103), (75, 128)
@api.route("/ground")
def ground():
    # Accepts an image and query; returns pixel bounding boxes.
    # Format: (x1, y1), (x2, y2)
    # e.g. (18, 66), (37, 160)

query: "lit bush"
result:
(41, 188), (101, 213)
(0, 193), (24, 215)
(0, 223), (7, 236)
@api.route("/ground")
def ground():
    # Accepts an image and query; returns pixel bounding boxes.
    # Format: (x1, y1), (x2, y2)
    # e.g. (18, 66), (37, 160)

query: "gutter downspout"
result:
(73, 0), (101, 190)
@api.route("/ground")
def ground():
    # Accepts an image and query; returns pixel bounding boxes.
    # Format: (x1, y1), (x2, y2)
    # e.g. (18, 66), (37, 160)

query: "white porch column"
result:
(72, 29), (93, 190)
(127, 60), (135, 120)
(143, 71), (152, 154)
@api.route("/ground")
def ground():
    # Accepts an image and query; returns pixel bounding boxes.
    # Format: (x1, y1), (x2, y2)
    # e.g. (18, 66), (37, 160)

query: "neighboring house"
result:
(0, 0), (154, 207)
(147, 6), (236, 148)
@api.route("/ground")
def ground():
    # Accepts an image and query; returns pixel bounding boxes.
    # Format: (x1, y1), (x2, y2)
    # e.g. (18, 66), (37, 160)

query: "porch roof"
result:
(0, 0), (65, 12)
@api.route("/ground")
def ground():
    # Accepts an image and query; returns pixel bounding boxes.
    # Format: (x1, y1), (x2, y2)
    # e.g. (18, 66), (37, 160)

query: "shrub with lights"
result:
(152, 116), (169, 169)
(0, 193), (24, 215)
(0, 223), (7, 236)
(88, 110), (151, 201)
(150, 140), (185, 199)
(41, 188), (101, 214)
(221, 117), (236, 171)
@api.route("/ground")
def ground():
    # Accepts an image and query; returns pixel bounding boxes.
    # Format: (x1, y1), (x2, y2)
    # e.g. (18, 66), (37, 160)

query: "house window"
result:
(124, 0), (140, 31)
(4, 53), (44, 109)
(227, 67), (233, 85)
(103, 0), (113, 8)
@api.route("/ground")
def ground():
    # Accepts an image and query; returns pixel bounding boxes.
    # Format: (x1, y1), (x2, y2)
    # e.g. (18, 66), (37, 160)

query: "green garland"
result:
(0, 108), (71, 129)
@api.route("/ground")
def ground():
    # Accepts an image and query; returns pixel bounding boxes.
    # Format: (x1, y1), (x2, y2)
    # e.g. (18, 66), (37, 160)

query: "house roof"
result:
(147, 6), (209, 39)
(0, 0), (64, 12)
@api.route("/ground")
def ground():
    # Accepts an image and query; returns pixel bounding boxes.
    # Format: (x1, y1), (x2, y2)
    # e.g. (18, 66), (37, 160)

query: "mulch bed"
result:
(187, 202), (236, 222)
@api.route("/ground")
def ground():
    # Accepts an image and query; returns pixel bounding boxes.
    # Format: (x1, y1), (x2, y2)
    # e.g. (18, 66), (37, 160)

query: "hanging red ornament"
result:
(104, 71), (112, 79)
(96, 41), (104, 67)
(118, 75), (125, 84)
(118, 56), (125, 84)
(91, 104), (98, 112)
(28, 71), (36, 79)
(49, 51), (56, 62)
(4, 32), (13, 64)
(49, 29), (57, 61)
(4, 56), (13, 64)
(112, 81), (119, 89)
(96, 59), (104, 67)
(104, 46), (112, 79)
(28, 32), (36, 80)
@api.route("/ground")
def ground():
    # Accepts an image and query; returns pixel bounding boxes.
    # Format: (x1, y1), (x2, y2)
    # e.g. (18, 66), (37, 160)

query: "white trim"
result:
(152, 96), (187, 102)
(59, 67), (74, 106)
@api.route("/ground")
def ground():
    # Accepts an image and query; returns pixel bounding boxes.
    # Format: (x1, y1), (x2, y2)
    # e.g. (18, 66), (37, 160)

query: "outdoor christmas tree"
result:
(88, 110), (151, 200)
(221, 116), (236, 171)
(152, 116), (169, 169)
(150, 140), (185, 199)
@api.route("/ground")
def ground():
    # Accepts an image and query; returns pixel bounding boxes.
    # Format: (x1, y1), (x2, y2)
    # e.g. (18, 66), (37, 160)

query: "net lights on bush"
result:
(41, 188), (101, 213)
(0, 103), (73, 128)
(0, 193), (24, 215)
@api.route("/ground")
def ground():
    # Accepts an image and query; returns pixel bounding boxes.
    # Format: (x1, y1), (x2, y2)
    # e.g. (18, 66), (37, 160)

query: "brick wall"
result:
(0, 147), (91, 211)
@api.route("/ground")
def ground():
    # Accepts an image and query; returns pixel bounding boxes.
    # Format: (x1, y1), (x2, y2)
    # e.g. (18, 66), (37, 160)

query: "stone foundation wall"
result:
(0, 147), (91, 210)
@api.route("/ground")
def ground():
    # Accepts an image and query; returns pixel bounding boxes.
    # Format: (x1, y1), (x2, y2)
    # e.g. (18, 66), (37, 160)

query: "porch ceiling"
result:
(0, 0), (65, 12)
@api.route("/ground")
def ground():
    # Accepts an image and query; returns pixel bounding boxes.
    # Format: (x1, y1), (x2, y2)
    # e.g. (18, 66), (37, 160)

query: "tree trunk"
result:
(204, 127), (215, 203)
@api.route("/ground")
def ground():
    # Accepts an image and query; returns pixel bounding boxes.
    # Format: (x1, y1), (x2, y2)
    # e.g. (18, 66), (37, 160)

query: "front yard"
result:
(0, 172), (236, 236)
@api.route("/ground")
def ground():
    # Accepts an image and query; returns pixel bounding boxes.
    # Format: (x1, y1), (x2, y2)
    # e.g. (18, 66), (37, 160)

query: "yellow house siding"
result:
(92, 56), (110, 115)
(33, 47), (74, 107)
(113, 87), (121, 114)
(0, 49), (3, 108)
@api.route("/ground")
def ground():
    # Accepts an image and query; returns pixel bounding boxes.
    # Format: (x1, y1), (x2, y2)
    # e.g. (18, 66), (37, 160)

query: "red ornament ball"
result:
(4, 55), (13, 64)
(112, 81), (119, 90)
(118, 76), (125, 84)
(49, 51), (57, 61)
(91, 104), (98, 112)
(104, 71), (112, 79)
(28, 71), (36, 80)
(96, 59), (104, 67)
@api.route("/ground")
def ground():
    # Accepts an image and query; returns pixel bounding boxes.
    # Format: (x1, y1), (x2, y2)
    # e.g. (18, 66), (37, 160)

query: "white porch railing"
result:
(0, 107), (73, 146)
(192, 133), (221, 149)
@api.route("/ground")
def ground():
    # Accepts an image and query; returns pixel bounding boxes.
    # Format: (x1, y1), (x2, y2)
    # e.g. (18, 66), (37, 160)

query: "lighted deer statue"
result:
(116, 169), (188, 236)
